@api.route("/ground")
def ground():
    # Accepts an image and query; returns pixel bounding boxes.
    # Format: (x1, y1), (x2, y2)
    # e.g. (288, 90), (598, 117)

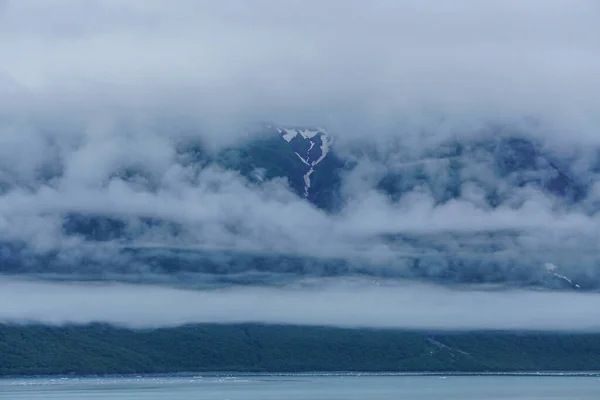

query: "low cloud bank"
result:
(2, 277), (599, 331)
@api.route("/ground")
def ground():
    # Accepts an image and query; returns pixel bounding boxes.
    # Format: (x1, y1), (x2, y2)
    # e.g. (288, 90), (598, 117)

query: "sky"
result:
(1, 1), (599, 136)
(1, 1), (600, 329)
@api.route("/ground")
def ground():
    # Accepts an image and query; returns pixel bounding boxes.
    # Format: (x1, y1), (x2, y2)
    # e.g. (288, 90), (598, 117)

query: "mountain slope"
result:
(0, 125), (597, 291)
(3, 323), (600, 375)
(216, 126), (345, 210)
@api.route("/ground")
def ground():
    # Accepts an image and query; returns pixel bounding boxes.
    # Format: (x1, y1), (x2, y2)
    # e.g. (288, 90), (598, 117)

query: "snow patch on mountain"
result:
(314, 135), (331, 166)
(282, 129), (298, 142)
(304, 169), (315, 197)
(277, 127), (332, 197)
(545, 263), (580, 288)
(298, 129), (321, 139)
(295, 152), (310, 166)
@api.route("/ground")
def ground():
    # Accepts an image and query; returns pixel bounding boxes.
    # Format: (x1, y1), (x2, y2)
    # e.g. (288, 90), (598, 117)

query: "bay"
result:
(1, 374), (599, 399)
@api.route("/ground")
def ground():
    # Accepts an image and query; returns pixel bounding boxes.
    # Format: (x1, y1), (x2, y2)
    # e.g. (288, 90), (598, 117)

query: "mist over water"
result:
(1, 1), (600, 329)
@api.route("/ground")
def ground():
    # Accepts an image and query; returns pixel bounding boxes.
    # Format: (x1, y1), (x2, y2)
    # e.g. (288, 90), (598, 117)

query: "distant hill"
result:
(3, 323), (600, 376)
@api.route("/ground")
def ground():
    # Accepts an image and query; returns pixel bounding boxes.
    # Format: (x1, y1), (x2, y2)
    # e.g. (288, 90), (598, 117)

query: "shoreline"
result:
(4, 371), (600, 380)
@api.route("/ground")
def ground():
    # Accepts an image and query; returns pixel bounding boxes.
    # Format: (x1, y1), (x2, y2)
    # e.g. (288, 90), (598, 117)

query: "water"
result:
(1, 374), (599, 399)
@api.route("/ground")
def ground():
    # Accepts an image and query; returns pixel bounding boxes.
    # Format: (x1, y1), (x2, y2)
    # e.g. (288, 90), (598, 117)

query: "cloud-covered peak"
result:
(0, 122), (598, 292)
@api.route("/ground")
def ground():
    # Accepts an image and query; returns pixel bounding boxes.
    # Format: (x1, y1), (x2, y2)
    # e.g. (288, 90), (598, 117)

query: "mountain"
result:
(215, 126), (345, 210)
(375, 135), (585, 207)
(0, 124), (596, 290)
(5, 323), (600, 375)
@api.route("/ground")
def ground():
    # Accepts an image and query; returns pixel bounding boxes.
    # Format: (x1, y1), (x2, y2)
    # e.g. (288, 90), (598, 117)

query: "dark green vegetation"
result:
(2, 324), (600, 376)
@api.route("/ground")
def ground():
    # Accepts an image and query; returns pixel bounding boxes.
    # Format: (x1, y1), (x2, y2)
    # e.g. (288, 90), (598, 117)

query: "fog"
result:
(2, 277), (600, 331)
(1, 1), (600, 328)
(1, 1), (598, 135)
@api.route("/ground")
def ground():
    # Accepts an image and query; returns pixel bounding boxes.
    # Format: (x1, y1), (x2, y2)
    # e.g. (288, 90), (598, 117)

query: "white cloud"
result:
(0, 1), (598, 135)
(2, 277), (600, 331)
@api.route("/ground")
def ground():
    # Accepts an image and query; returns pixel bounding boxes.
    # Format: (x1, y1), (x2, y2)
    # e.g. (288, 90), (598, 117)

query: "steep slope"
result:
(276, 127), (332, 197)
(216, 126), (344, 210)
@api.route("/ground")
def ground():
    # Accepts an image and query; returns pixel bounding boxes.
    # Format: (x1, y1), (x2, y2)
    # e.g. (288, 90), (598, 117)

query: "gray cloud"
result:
(0, 1), (599, 137)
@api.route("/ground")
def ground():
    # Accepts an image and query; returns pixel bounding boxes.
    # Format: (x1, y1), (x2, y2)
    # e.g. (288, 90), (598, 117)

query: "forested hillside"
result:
(2, 324), (600, 376)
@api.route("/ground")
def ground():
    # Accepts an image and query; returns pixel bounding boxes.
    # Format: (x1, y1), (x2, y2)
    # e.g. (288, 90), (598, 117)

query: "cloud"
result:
(0, 1), (599, 320)
(0, 157), (597, 285)
(0, 1), (599, 136)
(2, 277), (600, 331)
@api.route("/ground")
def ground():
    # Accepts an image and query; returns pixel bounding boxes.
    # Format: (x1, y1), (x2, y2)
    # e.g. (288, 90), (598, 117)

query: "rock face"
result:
(216, 125), (345, 211)
(277, 127), (332, 197)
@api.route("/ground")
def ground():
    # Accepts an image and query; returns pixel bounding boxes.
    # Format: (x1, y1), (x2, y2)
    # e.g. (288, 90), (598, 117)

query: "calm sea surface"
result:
(1, 374), (599, 399)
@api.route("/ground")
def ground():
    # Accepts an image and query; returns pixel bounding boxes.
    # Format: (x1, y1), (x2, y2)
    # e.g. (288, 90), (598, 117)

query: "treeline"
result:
(2, 323), (600, 376)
